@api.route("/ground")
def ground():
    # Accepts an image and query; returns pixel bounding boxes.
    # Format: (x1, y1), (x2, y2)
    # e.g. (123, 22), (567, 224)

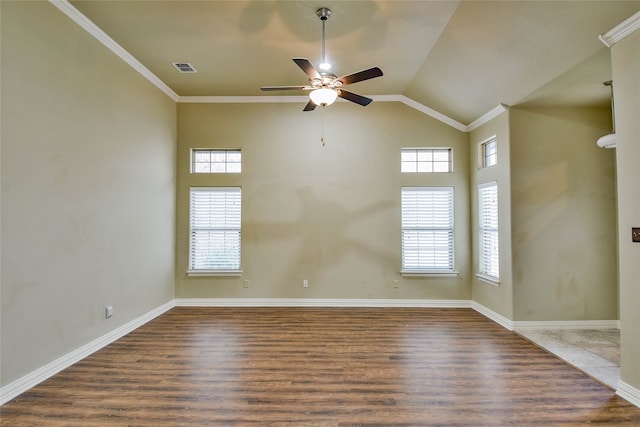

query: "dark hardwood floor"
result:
(2, 307), (640, 426)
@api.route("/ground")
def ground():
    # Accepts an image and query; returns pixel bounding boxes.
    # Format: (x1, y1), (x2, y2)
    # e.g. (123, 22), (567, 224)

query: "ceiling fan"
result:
(260, 7), (383, 111)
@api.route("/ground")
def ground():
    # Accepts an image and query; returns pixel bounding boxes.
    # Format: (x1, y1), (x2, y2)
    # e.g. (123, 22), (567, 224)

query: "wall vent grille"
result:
(172, 62), (197, 73)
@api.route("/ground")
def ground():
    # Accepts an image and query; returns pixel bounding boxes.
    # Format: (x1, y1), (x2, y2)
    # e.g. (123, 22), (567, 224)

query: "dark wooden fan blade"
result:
(303, 100), (317, 111)
(337, 67), (383, 86)
(293, 58), (321, 80)
(261, 85), (310, 91)
(338, 90), (373, 106)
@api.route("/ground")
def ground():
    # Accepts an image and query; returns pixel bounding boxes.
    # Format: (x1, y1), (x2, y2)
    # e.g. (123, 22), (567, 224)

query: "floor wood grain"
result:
(2, 307), (640, 426)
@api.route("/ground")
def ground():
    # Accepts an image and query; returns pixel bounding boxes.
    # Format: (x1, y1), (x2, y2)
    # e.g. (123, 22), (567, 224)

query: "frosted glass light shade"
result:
(597, 133), (616, 148)
(309, 88), (338, 106)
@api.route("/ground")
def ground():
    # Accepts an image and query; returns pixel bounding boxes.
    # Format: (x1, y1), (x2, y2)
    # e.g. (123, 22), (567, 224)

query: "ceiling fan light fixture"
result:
(597, 80), (617, 149)
(309, 88), (338, 106)
(260, 6), (382, 111)
(597, 133), (616, 148)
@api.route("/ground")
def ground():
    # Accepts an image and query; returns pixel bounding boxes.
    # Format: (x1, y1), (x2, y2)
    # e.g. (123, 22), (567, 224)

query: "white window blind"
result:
(401, 187), (454, 272)
(189, 187), (241, 272)
(479, 182), (499, 280)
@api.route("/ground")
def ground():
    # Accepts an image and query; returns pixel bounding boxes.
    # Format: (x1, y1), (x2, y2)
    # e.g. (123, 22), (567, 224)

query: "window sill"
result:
(402, 270), (459, 278)
(476, 273), (500, 286)
(187, 270), (242, 277)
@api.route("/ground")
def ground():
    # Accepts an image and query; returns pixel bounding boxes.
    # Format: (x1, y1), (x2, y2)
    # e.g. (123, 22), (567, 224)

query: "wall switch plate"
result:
(105, 306), (114, 319)
(632, 228), (640, 243)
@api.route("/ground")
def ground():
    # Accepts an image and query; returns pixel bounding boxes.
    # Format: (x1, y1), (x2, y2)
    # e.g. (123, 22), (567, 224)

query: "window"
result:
(478, 182), (499, 282)
(401, 187), (454, 273)
(401, 148), (452, 173)
(192, 149), (241, 173)
(481, 137), (497, 168)
(189, 187), (241, 273)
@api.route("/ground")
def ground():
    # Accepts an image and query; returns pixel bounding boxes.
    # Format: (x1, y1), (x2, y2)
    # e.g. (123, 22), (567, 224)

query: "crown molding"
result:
(599, 11), (640, 47)
(48, 0), (179, 101)
(179, 96), (310, 104)
(50, 0), (502, 133)
(466, 104), (509, 132)
(178, 94), (468, 132)
(395, 96), (467, 132)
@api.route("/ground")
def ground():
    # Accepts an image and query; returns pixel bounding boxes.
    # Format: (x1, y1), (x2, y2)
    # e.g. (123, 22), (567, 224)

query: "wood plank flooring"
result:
(2, 307), (640, 426)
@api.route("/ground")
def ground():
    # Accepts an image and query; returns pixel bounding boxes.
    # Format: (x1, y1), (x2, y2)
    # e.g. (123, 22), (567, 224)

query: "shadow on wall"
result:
(512, 160), (570, 245)
(243, 186), (396, 291)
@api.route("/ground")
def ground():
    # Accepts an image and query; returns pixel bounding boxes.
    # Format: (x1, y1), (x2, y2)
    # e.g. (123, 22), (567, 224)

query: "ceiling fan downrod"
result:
(259, 5), (383, 111)
(317, 8), (331, 70)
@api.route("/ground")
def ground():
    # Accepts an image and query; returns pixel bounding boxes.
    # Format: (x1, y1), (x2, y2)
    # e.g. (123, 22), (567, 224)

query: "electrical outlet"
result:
(105, 306), (114, 319)
(392, 279), (399, 288)
(303, 279), (309, 288)
(244, 279), (250, 288)
(632, 228), (640, 243)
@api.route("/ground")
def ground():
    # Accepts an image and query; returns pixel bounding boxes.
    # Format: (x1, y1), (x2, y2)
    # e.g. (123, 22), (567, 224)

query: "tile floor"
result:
(517, 328), (620, 389)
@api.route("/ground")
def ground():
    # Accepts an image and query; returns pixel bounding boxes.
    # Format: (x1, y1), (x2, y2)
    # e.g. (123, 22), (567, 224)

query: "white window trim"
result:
(402, 271), (459, 278)
(478, 181), (499, 284)
(191, 148), (242, 174)
(401, 147), (454, 173)
(187, 270), (243, 277)
(478, 136), (497, 169)
(401, 186), (456, 274)
(188, 186), (242, 275)
(476, 273), (500, 286)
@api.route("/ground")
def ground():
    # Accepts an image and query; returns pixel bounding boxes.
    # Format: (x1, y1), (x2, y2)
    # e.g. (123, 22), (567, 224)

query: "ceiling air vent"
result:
(172, 62), (197, 73)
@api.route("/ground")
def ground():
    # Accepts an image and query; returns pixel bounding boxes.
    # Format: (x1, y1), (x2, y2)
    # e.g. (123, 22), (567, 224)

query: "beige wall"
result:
(470, 111), (514, 319)
(611, 28), (640, 391)
(509, 106), (617, 321)
(1, 0), (635, 402)
(0, 1), (176, 386)
(176, 102), (470, 300)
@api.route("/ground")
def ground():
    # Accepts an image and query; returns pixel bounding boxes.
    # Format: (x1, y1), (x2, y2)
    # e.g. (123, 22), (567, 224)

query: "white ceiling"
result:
(68, 0), (639, 125)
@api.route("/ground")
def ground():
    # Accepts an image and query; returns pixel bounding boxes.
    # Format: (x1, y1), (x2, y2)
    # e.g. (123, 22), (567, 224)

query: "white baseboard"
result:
(471, 301), (514, 330)
(469, 303), (621, 332)
(513, 319), (620, 331)
(5, 298), (633, 409)
(0, 300), (175, 405)
(175, 298), (472, 308)
(617, 380), (640, 408)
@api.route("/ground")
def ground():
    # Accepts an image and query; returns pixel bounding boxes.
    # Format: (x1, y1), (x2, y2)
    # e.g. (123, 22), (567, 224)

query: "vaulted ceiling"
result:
(69, 0), (639, 125)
